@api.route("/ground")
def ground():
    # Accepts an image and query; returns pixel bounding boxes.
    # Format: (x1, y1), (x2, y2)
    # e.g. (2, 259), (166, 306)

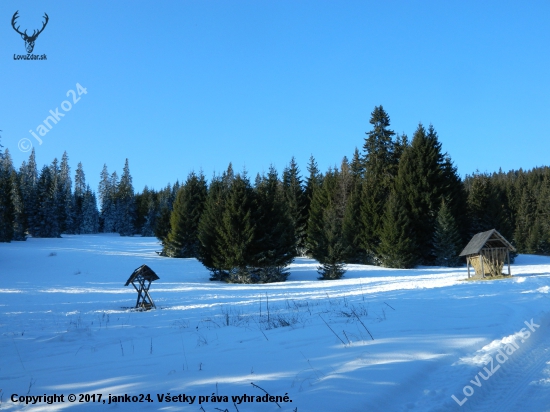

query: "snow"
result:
(1, 235), (549, 411)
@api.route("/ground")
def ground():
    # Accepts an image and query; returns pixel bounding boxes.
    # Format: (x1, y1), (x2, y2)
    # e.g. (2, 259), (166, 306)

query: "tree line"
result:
(0, 106), (547, 282)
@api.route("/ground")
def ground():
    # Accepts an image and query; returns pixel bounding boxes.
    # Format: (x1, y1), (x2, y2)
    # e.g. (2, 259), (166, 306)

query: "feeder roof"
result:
(124, 264), (160, 286)
(459, 229), (516, 257)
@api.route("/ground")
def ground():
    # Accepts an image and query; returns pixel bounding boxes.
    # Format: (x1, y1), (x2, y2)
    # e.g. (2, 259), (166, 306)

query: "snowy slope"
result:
(1, 235), (549, 411)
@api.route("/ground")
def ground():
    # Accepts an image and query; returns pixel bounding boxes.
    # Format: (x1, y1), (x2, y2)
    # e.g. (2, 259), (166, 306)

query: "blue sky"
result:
(1, 1), (549, 192)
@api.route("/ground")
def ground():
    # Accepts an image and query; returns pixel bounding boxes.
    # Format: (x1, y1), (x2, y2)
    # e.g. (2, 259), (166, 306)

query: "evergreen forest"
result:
(1, 107), (548, 282)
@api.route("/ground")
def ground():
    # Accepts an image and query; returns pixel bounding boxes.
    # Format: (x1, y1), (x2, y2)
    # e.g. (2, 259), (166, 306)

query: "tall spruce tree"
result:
(282, 157), (307, 255)
(394, 124), (449, 264)
(11, 169), (26, 241)
(216, 171), (256, 282)
(197, 176), (228, 279)
(134, 186), (151, 235)
(141, 193), (158, 237)
(514, 185), (537, 252)
(34, 165), (61, 237)
(253, 166), (296, 282)
(80, 185), (100, 234)
(154, 182), (179, 244)
(307, 168), (347, 279)
(304, 155), (322, 255)
(360, 106), (399, 261)
(98, 166), (118, 233)
(433, 200), (462, 266)
(164, 171), (208, 258)
(377, 189), (416, 268)
(21, 149), (38, 237)
(117, 159), (136, 236)
(342, 148), (366, 263)
(73, 162), (86, 233)
(0, 148), (15, 242)
(59, 152), (74, 233)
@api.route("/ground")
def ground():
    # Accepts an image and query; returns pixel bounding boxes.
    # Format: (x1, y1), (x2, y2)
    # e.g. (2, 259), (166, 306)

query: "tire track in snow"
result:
(456, 311), (550, 412)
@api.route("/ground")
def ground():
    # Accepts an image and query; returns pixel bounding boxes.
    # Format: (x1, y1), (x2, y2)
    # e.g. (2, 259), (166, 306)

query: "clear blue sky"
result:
(1, 1), (549, 193)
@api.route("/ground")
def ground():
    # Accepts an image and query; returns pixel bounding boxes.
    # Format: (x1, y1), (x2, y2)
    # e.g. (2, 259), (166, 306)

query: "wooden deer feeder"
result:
(124, 264), (160, 309)
(459, 229), (516, 279)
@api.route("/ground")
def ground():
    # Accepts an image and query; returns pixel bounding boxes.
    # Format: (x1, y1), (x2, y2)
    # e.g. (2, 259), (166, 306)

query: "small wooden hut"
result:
(124, 264), (160, 309)
(459, 229), (516, 279)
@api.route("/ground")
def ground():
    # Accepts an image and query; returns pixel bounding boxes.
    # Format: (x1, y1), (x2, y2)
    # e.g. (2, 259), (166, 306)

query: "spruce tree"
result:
(304, 155), (322, 255)
(141, 193), (158, 237)
(154, 183), (177, 243)
(360, 106), (399, 261)
(394, 124), (447, 264)
(73, 162), (86, 233)
(253, 166), (296, 282)
(377, 190), (416, 268)
(433, 200), (462, 266)
(514, 186), (537, 252)
(134, 186), (151, 235)
(50, 158), (66, 235)
(282, 157), (307, 255)
(108, 171), (120, 232)
(0, 148), (15, 242)
(307, 169), (346, 279)
(197, 176), (228, 279)
(10, 169), (26, 241)
(217, 172), (256, 282)
(80, 186), (100, 234)
(34, 165), (61, 237)
(164, 171), (208, 258)
(116, 159), (136, 236)
(21, 149), (38, 237)
(342, 148), (366, 263)
(59, 152), (74, 233)
(98, 164), (111, 231)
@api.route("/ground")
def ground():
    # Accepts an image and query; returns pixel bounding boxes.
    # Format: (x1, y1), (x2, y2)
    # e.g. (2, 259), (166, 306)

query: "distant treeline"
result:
(0, 106), (548, 281)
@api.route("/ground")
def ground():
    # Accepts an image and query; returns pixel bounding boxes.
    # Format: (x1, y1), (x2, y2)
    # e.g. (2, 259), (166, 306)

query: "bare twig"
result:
(351, 309), (374, 340)
(318, 314), (346, 346)
(12, 338), (25, 370)
(181, 336), (189, 370)
(27, 378), (36, 394)
(266, 293), (270, 323)
(384, 302), (395, 310)
(252, 318), (269, 340)
(343, 330), (351, 345)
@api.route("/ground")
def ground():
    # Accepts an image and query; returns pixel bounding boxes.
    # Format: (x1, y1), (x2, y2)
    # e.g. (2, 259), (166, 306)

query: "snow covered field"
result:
(1, 235), (549, 411)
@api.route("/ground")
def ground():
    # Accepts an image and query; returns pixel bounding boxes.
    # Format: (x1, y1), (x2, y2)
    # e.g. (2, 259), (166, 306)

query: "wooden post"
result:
(480, 251), (485, 278)
(467, 257), (470, 278)
(507, 249), (511, 276)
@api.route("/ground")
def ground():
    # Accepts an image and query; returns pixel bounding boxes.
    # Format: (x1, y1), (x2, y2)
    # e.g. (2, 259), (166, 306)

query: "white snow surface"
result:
(1, 234), (550, 411)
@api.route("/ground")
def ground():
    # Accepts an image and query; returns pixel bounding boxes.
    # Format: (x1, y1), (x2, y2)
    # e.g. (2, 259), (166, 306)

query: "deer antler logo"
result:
(11, 11), (49, 54)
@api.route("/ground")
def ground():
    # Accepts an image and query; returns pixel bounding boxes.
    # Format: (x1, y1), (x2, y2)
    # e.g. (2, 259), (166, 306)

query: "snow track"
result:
(459, 311), (550, 412)
(2, 235), (550, 411)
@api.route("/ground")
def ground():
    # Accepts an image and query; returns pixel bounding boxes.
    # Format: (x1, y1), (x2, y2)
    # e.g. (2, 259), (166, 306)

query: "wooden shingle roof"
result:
(124, 264), (159, 286)
(459, 229), (516, 257)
